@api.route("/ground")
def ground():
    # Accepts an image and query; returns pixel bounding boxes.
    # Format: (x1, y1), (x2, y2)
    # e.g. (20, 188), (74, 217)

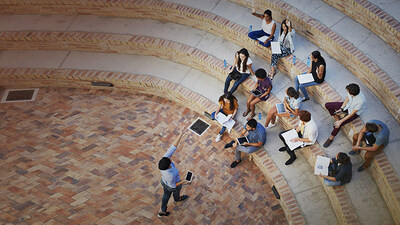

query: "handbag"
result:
(229, 70), (242, 80)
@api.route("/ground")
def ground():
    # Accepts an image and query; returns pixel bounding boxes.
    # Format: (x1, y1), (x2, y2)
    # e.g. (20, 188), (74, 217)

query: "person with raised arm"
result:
(158, 130), (190, 217)
(249, 9), (276, 48)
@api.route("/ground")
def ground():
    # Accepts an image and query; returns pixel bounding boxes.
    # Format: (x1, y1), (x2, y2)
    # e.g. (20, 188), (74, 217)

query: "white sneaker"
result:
(215, 134), (222, 142)
(266, 123), (276, 129)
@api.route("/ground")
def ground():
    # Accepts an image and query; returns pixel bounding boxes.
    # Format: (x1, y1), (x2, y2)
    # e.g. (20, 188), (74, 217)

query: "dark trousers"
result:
(279, 131), (302, 159)
(224, 67), (250, 94)
(325, 102), (359, 136)
(161, 180), (182, 213)
(248, 29), (274, 47)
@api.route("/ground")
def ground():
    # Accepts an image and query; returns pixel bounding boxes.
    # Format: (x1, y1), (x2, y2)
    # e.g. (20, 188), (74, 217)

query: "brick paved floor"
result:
(0, 87), (287, 225)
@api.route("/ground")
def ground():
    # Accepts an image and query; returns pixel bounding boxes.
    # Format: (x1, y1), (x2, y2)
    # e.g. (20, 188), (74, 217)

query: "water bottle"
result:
(307, 56), (311, 67)
(258, 112), (262, 120)
(223, 59), (227, 68)
(249, 25), (252, 33)
(292, 55), (296, 65)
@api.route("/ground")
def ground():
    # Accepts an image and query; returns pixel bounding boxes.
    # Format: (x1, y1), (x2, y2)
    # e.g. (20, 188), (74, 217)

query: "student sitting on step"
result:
(323, 83), (365, 148)
(294, 51), (326, 102)
(209, 92), (238, 142)
(319, 152), (352, 186)
(249, 9), (276, 48)
(224, 48), (255, 94)
(224, 119), (266, 168)
(242, 69), (272, 121)
(278, 110), (318, 165)
(265, 87), (301, 129)
(349, 120), (390, 172)
(268, 19), (295, 80)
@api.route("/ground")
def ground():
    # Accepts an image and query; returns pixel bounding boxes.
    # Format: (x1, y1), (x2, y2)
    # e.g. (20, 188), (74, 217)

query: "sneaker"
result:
(348, 150), (359, 155)
(158, 212), (170, 217)
(301, 97), (310, 102)
(357, 165), (365, 172)
(323, 138), (333, 148)
(224, 140), (235, 148)
(230, 160), (241, 168)
(285, 157), (296, 165)
(215, 134), (222, 142)
(279, 147), (287, 152)
(175, 195), (189, 203)
(266, 123), (276, 129)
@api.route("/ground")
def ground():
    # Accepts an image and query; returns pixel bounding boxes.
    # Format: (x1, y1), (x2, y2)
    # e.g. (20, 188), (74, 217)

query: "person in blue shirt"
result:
(224, 119), (266, 168)
(158, 131), (189, 217)
(349, 120), (390, 172)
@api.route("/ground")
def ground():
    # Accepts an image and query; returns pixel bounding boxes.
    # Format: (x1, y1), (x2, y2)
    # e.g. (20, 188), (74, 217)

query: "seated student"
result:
(268, 19), (295, 80)
(319, 152), (352, 186)
(249, 9), (276, 48)
(242, 69), (272, 121)
(224, 48), (255, 94)
(224, 119), (266, 168)
(294, 51), (326, 102)
(209, 92), (238, 142)
(323, 83), (365, 147)
(278, 110), (318, 165)
(349, 120), (390, 172)
(265, 87), (301, 129)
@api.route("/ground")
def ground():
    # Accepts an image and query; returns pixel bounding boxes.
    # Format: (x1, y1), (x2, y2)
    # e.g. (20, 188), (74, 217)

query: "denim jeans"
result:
(235, 145), (261, 161)
(211, 110), (227, 135)
(248, 29), (274, 47)
(324, 178), (341, 186)
(161, 180), (182, 213)
(294, 74), (319, 99)
(224, 68), (250, 94)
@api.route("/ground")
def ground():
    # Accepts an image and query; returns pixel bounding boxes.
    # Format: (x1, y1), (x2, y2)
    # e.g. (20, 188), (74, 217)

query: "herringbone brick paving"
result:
(0, 87), (287, 225)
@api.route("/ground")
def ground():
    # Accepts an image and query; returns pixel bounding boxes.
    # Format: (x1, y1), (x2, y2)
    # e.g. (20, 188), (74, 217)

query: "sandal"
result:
(268, 71), (276, 80)
(243, 109), (251, 117)
(247, 114), (255, 121)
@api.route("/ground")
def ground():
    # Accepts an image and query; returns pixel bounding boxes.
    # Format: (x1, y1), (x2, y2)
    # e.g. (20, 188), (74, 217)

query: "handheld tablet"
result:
(236, 136), (249, 145)
(185, 171), (193, 182)
(251, 89), (262, 97)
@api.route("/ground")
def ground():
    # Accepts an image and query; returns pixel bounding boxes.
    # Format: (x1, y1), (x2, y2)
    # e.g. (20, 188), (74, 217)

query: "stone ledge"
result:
(0, 69), (305, 225)
(323, 0), (400, 53)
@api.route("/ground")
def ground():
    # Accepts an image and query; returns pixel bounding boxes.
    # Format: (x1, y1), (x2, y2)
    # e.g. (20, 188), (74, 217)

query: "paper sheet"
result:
(276, 103), (286, 114)
(297, 73), (314, 84)
(281, 129), (303, 151)
(216, 112), (236, 133)
(314, 156), (331, 176)
(271, 42), (282, 54)
(257, 36), (269, 43)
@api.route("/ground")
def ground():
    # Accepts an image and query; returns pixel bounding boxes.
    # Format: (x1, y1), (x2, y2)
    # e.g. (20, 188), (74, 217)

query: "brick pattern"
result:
(0, 0), (399, 125)
(1, 68), (363, 224)
(323, 0), (400, 53)
(0, 72), (305, 224)
(0, 87), (290, 224)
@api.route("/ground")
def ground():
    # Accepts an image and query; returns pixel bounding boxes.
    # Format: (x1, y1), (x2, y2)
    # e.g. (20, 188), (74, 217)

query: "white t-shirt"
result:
(343, 92), (365, 115)
(285, 95), (301, 110)
(262, 19), (275, 34)
(297, 118), (318, 146)
(237, 57), (253, 73)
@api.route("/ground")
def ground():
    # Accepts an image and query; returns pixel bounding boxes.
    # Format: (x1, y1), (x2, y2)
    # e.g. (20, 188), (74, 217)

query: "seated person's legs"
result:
(265, 106), (278, 127)
(248, 29), (267, 40)
(229, 73), (249, 94)
(324, 178), (341, 186)
(224, 76), (233, 94)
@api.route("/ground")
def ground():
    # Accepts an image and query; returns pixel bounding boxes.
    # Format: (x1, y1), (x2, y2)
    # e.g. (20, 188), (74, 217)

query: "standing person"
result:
(323, 83), (365, 147)
(224, 119), (266, 168)
(158, 130), (189, 217)
(319, 152), (352, 186)
(349, 120), (390, 172)
(208, 92), (238, 142)
(268, 19), (295, 80)
(278, 110), (318, 165)
(265, 87), (301, 129)
(249, 9), (276, 48)
(243, 69), (272, 121)
(294, 51), (326, 102)
(224, 48), (255, 94)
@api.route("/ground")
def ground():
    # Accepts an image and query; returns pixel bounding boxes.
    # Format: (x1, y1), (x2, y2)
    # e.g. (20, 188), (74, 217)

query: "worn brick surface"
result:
(0, 87), (287, 224)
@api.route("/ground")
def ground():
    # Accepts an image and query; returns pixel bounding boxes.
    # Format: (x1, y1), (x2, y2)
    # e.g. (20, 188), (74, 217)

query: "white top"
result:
(262, 19), (275, 34)
(237, 57), (253, 73)
(343, 92), (365, 115)
(297, 118), (318, 146)
(285, 94), (301, 110)
(278, 29), (295, 53)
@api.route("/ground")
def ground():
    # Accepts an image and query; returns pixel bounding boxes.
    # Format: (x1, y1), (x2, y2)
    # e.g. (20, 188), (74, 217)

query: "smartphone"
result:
(185, 171), (193, 182)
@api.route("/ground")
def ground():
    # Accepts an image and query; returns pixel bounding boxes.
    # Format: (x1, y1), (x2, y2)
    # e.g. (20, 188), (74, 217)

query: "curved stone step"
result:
(0, 67), (306, 224)
(322, 0), (400, 53)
